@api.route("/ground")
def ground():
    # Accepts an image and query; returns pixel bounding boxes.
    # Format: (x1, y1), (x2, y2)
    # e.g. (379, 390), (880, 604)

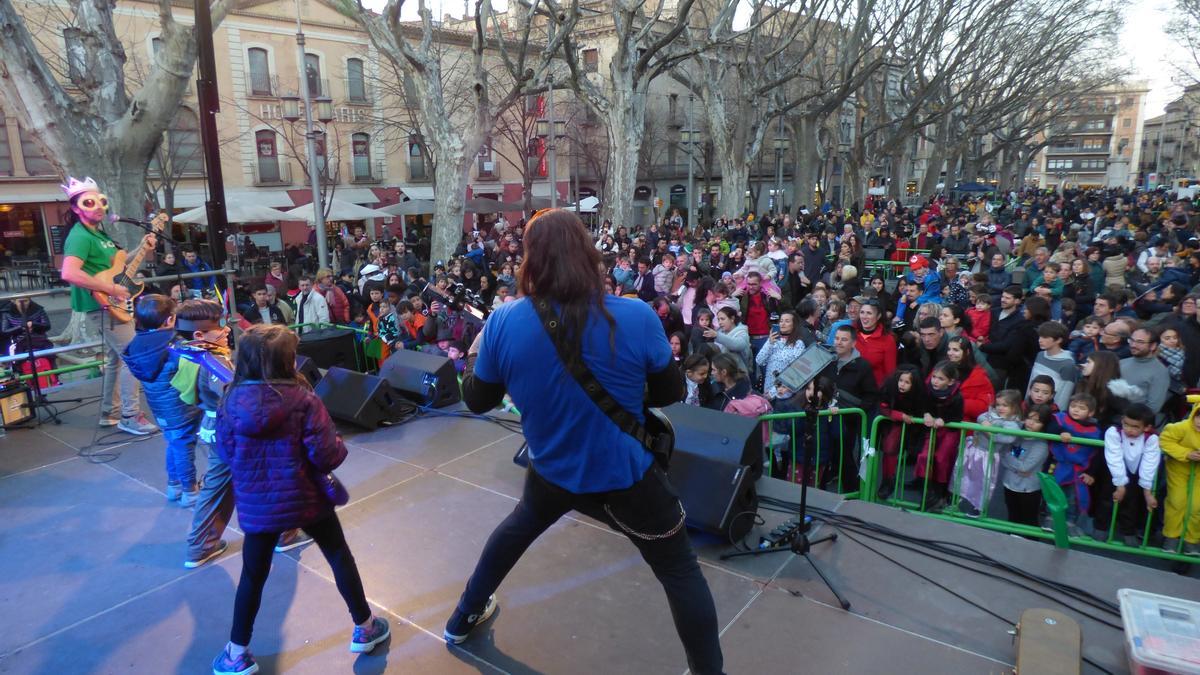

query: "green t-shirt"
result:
(62, 222), (118, 313)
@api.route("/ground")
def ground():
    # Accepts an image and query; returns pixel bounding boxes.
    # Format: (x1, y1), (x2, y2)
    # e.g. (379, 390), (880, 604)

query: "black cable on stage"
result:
(772, 503), (1123, 624)
(756, 496), (1124, 626)
(830, 526), (1116, 675)
(816, 509), (1124, 622)
(407, 404), (525, 435)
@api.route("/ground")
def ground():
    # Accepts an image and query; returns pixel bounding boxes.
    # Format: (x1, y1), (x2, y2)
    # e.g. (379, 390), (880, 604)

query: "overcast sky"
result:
(361, 0), (1186, 118)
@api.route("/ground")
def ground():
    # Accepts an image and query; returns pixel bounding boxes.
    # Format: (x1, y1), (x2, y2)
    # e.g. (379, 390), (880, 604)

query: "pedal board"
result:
(1014, 608), (1081, 675)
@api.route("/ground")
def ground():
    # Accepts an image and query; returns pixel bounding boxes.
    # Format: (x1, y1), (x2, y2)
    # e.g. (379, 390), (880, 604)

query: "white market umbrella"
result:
(565, 196), (600, 213)
(379, 199), (436, 216)
(173, 203), (294, 225)
(283, 198), (392, 222)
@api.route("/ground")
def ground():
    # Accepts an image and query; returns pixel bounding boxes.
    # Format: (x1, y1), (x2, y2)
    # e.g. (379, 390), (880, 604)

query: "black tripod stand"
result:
(720, 408), (851, 610)
(19, 316), (82, 426)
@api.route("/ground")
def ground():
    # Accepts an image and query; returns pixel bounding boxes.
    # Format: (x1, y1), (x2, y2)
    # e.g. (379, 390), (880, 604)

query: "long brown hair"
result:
(518, 209), (614, 362)
(1078, 350), (1119, 414)
(217, 324), (307, 414)
(230, 325), (306, 387)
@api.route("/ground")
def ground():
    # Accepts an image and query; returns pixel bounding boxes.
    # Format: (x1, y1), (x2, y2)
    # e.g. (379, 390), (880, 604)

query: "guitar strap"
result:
(531, 298), (672, 468)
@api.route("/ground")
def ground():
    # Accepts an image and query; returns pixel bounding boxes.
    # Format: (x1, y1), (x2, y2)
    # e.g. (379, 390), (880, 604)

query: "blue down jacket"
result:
(122, 329), (200, 431)
(215, 381), (347, 533)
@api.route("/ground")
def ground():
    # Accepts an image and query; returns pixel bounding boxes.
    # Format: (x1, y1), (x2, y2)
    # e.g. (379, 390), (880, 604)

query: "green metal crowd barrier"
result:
(756, 408), (869, 499)
(859, 416), (1198, 565)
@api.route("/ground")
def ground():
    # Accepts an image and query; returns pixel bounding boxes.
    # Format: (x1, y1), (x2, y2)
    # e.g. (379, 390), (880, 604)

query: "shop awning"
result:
(0, 188), (67, 204)
(398, 186), (435, 200)
(331, 188), (380, 205)
(156, 188), (295, 209)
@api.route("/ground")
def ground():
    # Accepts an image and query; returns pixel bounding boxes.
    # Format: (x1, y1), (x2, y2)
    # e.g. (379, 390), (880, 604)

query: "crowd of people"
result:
(221, 190), (1200, 559)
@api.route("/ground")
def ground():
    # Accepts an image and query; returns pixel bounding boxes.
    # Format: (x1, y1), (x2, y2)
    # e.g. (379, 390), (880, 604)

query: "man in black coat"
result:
(980, 286), (1040, 391)
(826, 324), (880, 491)
(800, 231), (828, 288)
(903, 316), (948, 380)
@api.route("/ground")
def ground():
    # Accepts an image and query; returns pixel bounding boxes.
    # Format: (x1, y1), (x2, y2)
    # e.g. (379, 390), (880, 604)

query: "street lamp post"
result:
(686, 94), (695, 227)
(774, 136), (790, 215)
(289, 0), (331, 271)
(536, 116), (566, 209)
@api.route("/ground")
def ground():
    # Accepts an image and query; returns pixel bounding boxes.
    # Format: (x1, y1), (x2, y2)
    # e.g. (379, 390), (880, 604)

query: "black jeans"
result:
(455, 466), (724, 675)
(1004, 488), (1042, 527)
(231, 514), (371, 646)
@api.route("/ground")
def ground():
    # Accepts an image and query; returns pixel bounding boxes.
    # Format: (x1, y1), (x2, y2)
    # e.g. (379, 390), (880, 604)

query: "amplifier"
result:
(0, 384), (33, 426)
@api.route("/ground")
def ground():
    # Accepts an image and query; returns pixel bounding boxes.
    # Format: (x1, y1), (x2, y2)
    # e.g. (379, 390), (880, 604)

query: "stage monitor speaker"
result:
(298, 327), (360, 371)
(295, 355), (322, 387)
(378, 349), (461, 408)
(659, 403), (763, 540)
(315, 367), (413, 430)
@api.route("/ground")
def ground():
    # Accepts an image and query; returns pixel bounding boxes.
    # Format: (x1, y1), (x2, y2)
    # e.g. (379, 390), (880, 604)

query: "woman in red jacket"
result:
(854, 298), (897, 387)
(945, 336), (994, 422)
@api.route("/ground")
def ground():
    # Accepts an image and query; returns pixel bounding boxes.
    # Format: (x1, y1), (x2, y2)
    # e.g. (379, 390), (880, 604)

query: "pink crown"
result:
(60, 176), (100, 201)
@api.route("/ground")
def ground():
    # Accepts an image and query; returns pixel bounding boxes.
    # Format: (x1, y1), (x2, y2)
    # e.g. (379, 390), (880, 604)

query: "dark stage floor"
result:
(0, 379), (1196, 674)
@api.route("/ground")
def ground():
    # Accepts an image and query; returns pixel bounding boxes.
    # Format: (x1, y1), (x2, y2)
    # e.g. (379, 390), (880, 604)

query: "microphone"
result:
(108, 214), (154, 227)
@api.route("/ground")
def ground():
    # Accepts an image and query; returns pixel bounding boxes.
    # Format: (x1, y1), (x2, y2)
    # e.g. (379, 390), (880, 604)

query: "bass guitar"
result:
(91, 212), (168, 323)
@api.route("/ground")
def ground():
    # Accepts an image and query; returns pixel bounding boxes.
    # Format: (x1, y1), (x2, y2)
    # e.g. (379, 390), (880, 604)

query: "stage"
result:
(0, 379), (1196, 674)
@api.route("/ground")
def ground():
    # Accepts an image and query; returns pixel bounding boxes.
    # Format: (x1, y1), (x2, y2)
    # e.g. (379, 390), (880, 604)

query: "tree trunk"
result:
(792, 116), (818, 211)
(600, 81), (646, 228)
(430, 156), (469, 268)
(844, 151), (864, 209)
(716, 154), (749, 221)
(920, 116), (951, 197)
(889, 150), (907, 201)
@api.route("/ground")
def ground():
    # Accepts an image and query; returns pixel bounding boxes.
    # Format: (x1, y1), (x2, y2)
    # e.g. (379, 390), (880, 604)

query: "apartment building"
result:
(1137, 85), (1200, 188)
(0, 0), (568, 261)
(1029, 83), (1149, 190)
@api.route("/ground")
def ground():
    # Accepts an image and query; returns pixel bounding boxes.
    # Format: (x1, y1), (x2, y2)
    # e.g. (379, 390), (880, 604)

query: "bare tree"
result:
(920, 0), (1125, 194)
(1168, 0), (1200, 87)
(341, 0), (566, 268)
(547, 0), (749, 228)
(491, 94), (546, 217)
(672, 0), (919, 220)
(564, 104), (610, 206)
(0, 0), (234, 249)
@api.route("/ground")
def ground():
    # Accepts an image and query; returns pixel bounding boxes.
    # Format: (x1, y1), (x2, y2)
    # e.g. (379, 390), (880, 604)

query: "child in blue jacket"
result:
(1047, 393), (1104, 533)
(122, 295), (202, 505)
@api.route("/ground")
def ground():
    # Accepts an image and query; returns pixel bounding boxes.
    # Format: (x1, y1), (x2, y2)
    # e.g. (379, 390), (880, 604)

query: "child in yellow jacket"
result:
(1158, 402), (1200, 555)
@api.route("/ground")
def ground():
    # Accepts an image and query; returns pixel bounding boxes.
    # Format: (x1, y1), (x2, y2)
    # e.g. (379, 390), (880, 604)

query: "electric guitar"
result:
(91, 212), (169, 323)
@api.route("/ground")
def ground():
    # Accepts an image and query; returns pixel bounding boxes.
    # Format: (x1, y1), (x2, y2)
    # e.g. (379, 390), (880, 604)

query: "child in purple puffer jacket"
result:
(211, 324), (389, 675)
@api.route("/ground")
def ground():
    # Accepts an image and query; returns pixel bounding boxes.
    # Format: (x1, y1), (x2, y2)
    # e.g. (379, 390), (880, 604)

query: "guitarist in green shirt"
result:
(58, 177), (157, 435)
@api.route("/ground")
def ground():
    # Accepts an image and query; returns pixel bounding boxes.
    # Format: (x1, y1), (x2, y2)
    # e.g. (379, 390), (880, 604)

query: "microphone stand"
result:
(113, 215), (211, 300)
(717, 349), (850, 610)
(20, 314), (82, 426)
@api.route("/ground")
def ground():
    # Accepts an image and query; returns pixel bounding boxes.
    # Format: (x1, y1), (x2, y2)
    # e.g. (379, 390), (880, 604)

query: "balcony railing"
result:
(351, 160), (386, 184)
(1047, 145), (1110, 154)
(252, 161), (292, 186)
(301, 78), (331, 98)
(247, 74), (280, 98)
(343, 79), (373, 105)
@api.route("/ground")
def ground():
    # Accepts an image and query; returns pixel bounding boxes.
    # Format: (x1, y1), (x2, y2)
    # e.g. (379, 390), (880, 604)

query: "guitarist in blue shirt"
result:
(58, 176), (157, 435)
(443, 209), (724, 674)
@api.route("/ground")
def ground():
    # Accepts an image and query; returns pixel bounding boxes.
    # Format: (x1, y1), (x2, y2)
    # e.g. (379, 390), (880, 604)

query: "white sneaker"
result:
(117, 414), (158, 436)
(185, 540), (229, 569)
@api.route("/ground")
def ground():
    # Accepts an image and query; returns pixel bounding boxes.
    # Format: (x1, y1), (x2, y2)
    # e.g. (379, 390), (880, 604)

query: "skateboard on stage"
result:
(1013, 608), (1081, 675)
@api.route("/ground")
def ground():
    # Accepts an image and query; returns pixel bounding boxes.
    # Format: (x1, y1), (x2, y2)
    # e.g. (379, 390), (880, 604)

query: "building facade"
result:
(1137, 85), (1200, 188)
(0, 0), (569, 262)
(1028, 83), (1149, 190)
